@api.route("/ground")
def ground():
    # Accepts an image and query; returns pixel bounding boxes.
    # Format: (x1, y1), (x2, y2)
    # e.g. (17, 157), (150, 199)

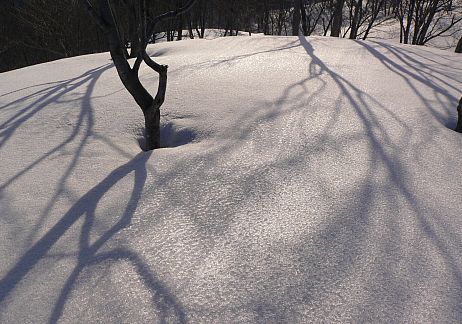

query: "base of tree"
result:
(455, 97), (462, 133)
(456, 38), (462, 54)
(144, 106), (161, 151)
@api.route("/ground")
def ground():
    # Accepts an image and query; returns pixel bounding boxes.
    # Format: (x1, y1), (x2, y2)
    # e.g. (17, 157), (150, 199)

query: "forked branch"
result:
(80, 0), (197, 150)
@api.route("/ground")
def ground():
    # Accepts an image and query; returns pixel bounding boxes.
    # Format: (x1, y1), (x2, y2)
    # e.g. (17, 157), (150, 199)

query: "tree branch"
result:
(142, 51), (167, 106)
(133, 54), (143, 73)
(423, 15), (462, 44)
(142, 50), (167, 75)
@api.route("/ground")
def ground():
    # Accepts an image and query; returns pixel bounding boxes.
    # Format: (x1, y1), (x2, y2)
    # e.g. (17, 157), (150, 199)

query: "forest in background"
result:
(1, 0), (461, 73)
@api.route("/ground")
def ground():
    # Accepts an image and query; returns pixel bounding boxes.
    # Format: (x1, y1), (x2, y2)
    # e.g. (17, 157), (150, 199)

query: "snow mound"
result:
(1, 35), (462, 323)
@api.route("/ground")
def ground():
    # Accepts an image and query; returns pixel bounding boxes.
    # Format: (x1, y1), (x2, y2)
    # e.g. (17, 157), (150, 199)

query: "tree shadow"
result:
(191, 36), (461, 320)
(45, 150), (185, 323)
(0, 64), (113, 249)
(130, 37), (462, 320)
(2, 36), (461, 322)
(197, 36), (461, 321)
(0, 65), (110, 150)
(0, 64), (111, 191)
(168, 38), (301, 74)
(0, 64), (186, 322)
(356, 40), (461, 129)
(292, 36), (462, 319)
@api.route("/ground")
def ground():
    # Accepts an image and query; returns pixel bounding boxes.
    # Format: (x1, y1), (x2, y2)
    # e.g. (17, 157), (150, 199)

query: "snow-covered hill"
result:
(1, 35), (462, 323)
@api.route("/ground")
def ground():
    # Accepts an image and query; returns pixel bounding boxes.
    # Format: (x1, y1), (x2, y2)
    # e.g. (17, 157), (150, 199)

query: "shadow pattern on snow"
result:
(357, 40), (461, 130)
(1, 37), (462, 322)
(134, 36), (462, 321)
(0, 64), (186, 323)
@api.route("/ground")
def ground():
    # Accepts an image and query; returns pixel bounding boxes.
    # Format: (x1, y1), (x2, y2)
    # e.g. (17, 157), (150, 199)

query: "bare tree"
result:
(1, 0), (107, 72)
(349, 0), (363, 38)
(331, 0), (346, 36)
(396, 0), (462, 45)
(347, 0), (389, 40)
(322, 1), (336, 36)
(293, 0), (301, 35)
(81, 0), (197, 150)
(300, 0), (328, 36)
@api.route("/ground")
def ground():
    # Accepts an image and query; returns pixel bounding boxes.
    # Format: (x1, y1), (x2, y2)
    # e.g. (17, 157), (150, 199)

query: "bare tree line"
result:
(1, 0), (461, 73)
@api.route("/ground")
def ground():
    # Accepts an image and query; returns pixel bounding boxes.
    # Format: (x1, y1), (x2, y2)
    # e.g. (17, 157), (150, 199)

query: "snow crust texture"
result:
(1, 36), (462, 323)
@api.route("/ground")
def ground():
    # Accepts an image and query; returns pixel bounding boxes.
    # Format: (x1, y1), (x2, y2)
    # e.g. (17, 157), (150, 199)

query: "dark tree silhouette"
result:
(81, 0), (197, 150)
(456, 36), (462, 53)
(331, 0), (345, 37)
(456, 97), (462, 133)
(396, 0), (462, 45)
(293, 0), (301, 35)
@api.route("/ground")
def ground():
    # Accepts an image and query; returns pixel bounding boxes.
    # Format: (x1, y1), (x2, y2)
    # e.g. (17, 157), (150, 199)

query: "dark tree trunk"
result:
(144, 104), (161, 149)
(293, 0), (301, 36)
(188, 14), (194, 39)
(331, 0), (345, 37)
(177, 11), (183, 38)
(456, 97), (462, 133)
(140, 54), (168, 150)
(300, 0), (308, 36)
(128, 8), (140, 58)
(198, 0), (206, 38)
(403, 0), (416, 44)
(455, 36), (462, 53)
(177, 19), (183, 40)
(349, 0), (362, 39)
(176, 0), (184, 41)
(263, 0), (270, 35)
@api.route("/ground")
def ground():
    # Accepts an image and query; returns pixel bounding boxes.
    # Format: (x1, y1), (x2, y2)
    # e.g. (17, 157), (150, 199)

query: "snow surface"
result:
(1, 35), (462, 323)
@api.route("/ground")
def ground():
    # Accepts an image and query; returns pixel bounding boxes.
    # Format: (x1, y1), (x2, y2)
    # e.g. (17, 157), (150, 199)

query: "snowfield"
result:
(1, 35), (462, 323)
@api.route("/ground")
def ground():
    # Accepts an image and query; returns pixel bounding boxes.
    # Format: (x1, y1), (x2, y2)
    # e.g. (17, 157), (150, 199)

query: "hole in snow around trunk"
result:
(137, 122), (197, 150)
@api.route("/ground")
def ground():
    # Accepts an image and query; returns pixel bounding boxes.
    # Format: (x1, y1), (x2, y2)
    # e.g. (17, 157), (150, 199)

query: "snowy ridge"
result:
(1, 36), (462, 322)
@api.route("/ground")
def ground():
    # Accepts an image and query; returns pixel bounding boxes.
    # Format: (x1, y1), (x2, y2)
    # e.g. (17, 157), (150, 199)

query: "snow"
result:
(1, 35), (462, 323)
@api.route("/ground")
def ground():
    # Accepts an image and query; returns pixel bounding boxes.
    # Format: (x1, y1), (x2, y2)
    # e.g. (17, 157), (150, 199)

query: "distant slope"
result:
(1, 35), (462, 323)
(364, 18), (462, 51)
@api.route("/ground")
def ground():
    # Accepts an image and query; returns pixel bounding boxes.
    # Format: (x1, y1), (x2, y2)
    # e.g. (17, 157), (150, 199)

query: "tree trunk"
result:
(349, 0), (362, 39)
(177, 0), (183, 41)
(293, 0), (301, 36)
(456, 97), (462, 133)
(403, 0), (416, 44)
(455, 37), (462, 53)
(331, 0), (345, 37)
(144, 104), (161, 149)
(188, 14), (194, 39)
(128, 11), (141, 58)
(300, 0), (308, 36)
(263, 0), (270, 35)
(140, 53), (168, 151)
